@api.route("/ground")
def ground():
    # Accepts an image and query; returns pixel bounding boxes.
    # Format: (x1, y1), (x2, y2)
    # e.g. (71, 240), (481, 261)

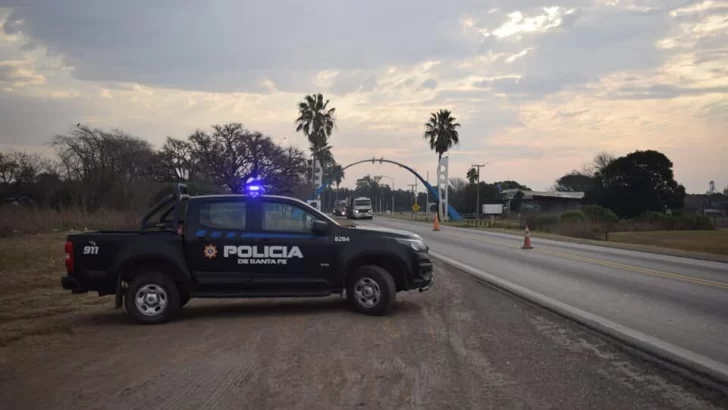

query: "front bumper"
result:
(410, 251), (434, 292)
(417, 277), (434, 292)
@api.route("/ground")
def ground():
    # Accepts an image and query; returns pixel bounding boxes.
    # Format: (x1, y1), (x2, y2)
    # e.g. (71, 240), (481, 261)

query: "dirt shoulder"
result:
(1, 260), (726, 409)
(0, 233), (110, 347)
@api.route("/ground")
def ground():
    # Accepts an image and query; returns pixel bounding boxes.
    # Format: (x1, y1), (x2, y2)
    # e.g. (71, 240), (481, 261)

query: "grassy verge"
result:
(380, 214), (728, 261)
(0, 208), (139, 237)
(608, 230), (728, 256)
(0, 233), (108, 347)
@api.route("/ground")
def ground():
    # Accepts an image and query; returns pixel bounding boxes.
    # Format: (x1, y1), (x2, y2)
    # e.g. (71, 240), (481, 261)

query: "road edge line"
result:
(429, 251), (728, 387)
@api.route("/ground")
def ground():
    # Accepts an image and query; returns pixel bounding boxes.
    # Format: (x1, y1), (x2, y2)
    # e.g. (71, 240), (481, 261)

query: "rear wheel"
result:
(125, 272), (180, 324)
(346, 265), (396, 316)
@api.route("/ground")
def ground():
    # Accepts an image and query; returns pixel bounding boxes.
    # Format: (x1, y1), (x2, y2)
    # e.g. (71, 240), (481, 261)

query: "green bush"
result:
(560, 211), (586, 224)
(625, 212), (714, 231)
(553, 223), (602, 240)
(581, 205), (619, 224)
(638, 211), (666, 224)
(668, 214), (713, 230)
(524, 214), (559, 231)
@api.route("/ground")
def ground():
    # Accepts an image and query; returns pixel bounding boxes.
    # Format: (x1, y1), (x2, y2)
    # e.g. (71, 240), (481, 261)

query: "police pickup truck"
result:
(61, 183), (433, 324)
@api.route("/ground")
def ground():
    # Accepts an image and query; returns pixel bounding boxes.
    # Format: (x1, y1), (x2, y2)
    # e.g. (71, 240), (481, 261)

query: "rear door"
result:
(246, 198), (338, 291)
(185, 198), (257, 287)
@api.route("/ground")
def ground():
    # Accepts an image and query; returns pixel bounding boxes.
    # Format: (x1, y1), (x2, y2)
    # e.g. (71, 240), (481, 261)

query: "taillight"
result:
(65, 241), (74, 273)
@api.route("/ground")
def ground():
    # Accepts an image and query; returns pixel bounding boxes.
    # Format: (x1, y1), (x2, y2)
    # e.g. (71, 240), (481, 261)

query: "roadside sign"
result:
(412, 203), (420, 213)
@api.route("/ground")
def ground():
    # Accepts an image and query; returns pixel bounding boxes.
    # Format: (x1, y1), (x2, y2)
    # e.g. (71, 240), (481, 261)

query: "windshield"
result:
(354, 199), (371, 207)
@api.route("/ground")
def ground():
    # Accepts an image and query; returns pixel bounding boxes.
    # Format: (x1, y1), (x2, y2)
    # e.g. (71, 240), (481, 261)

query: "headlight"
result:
(396, 238), (428, 252)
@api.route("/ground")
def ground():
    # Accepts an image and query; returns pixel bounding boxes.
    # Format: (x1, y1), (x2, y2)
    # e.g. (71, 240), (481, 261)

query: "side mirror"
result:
(312, 220), (330, 235)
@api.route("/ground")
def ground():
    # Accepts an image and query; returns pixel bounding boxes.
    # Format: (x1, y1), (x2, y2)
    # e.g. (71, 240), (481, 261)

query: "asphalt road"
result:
(2, 260), (725, 410)
(360, 217), (728, 371)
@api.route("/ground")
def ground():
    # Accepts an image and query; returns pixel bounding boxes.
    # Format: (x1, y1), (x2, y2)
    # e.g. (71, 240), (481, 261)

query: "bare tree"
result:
(152, 137), (196, 182)
(449, 177), (468, 192)
(185, 123), (307, 194)
(0, 152), (52, 185)
(0, 152), (19, 184)
(587, 152), (615, 176)
(52, 126), (155, 211)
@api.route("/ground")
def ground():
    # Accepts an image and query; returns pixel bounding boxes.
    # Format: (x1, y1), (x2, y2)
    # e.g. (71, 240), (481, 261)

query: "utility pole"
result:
(426, 170), (430, 220)
(377, 175), (395, 214)
(408, 183), (417, 215)
(471, 163), (487, 221)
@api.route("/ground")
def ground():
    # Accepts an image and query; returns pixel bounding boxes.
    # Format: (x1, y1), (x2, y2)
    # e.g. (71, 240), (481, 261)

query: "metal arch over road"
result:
(311, 157), (463, 221)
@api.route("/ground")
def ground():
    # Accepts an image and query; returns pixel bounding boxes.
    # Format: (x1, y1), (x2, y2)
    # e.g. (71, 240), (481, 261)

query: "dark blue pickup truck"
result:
(61, 184), (434, 324)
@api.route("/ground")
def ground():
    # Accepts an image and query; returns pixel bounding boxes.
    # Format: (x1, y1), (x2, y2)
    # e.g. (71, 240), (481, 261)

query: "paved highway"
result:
(359, 217), (728, 370)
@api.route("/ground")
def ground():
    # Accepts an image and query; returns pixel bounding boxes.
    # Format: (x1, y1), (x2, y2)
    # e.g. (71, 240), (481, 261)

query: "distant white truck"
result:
(346, 196), (373, 220)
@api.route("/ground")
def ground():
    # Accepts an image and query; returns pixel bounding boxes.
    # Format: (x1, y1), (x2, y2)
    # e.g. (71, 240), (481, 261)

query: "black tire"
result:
(124, 272), (180, 324)
(346, 265), (396, 316)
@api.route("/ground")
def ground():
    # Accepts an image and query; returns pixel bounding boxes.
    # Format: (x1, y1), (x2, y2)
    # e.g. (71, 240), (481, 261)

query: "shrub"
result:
(638, 211), (666, 224)
(581, 205), (619, 224)
(624, 212), (714, 231)
(553, 222), (602, 240)
(560, 211), (586, 225)
(525, 214), (559, 232)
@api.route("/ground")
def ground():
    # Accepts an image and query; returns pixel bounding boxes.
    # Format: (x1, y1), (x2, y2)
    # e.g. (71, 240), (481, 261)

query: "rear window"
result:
(199, 201), (246, 230)
(355, 199), (371, 207)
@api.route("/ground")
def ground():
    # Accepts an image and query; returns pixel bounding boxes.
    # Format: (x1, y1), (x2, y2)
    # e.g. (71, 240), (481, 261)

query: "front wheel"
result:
(125, 272), (181, 324)
(347, 265), (396, 316)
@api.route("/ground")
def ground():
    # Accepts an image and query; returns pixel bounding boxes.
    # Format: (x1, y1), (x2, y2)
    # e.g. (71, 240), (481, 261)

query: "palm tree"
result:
(311, 142), (335, 169)
(466, 167), (478, 185)
(295, 93), (336, 171)
(423, 109), (461, 163)
(330, 163), (344, 189)
(330, 163), (344, 201)
(424, 109), (461, 220)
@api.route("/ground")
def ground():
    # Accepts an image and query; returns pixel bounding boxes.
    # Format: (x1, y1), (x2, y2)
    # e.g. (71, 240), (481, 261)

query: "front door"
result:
(186, 198), (256, 288)
(246, 199), (337, 291)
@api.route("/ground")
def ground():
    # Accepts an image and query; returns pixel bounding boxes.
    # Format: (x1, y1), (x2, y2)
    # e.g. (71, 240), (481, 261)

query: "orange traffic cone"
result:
(433, 214), (441, 231)
(521, 226), (533, 249)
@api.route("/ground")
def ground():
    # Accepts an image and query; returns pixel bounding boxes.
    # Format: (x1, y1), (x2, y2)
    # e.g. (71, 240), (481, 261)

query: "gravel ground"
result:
(0, 261), (726, 410)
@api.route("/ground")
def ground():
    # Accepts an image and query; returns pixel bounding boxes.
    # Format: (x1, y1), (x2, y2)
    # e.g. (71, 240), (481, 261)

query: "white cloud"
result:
(670, 1), (728, 17)
(505, 47), (534, 63)
(0, 1), (726, 192)
(490, 7), (577, 38)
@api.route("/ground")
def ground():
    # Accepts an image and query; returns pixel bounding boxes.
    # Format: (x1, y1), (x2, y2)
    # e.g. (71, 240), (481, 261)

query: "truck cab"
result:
(61, 184), (433, 324)
(346, 196), (373, 220)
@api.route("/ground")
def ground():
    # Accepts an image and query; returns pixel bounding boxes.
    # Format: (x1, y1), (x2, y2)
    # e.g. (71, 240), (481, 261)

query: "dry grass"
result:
(0, 233), (109, 347)
(608, 230), (728, 256)
(0, 207), (139, 237)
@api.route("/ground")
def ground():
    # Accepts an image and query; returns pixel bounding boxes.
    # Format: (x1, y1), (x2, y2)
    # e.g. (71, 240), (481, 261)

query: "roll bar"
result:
(140, 183), (189, 231)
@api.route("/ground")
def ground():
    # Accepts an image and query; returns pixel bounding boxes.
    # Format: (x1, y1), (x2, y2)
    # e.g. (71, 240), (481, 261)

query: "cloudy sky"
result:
(0, 0), (726, 193)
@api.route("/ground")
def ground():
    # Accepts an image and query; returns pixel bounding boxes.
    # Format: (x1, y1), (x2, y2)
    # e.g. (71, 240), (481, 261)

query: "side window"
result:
(199, 201), (247, 230)
(262, 202), (317, 233)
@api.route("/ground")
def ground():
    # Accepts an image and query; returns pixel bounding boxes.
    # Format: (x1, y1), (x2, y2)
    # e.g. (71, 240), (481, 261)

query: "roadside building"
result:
(500, 189), (585, 215)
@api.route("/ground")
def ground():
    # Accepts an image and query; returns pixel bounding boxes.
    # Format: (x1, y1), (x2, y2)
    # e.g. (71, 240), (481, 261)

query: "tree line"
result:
(0, 123), (309, 212)
(6, 86), (713, 222)
(553, 150), (690, 218)
(0, 91), (469, 219)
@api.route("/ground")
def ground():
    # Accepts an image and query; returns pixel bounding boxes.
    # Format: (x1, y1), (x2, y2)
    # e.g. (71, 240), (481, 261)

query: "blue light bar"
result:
(244, 176), (265, 197)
